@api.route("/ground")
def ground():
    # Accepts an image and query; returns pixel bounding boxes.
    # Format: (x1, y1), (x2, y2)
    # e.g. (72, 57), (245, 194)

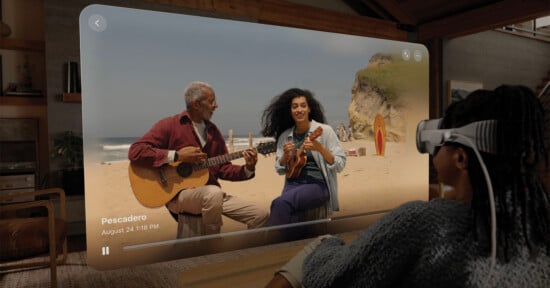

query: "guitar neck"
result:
(193, 150), (245, 170)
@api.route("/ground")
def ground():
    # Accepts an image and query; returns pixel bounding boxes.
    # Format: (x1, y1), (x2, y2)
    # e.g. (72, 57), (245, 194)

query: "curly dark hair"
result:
(261, 88), (327, 140)
(441, 85), (549, 261)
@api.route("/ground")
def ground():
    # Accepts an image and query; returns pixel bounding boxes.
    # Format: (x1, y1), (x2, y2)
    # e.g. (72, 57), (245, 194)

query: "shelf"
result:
(0, 38), (45, 52)
(0, 96), (46, 106)
(62, 93), (81, 103)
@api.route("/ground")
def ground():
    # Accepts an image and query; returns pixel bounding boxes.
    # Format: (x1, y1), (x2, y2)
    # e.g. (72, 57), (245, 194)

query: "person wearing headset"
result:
(266, 85), (550, 288)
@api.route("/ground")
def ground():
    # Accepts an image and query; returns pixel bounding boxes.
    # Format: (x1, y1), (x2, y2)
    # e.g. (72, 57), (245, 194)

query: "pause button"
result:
(101, 246), (110, 256)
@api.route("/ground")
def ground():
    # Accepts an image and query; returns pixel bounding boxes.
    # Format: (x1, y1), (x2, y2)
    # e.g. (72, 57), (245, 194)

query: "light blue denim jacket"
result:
(274, 120), (346, 213)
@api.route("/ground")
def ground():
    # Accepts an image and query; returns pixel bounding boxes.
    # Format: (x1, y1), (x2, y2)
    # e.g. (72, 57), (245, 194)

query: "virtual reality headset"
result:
(416, 118), (498, 155)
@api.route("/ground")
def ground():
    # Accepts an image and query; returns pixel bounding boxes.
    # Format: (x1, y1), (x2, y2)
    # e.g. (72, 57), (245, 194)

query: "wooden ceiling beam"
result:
(362, 0), (417, 25)
(340, 0), (379, 18)
(144, 0), (407, 41)
(354, 0), (395, 21)
(417, 0), (550, 41)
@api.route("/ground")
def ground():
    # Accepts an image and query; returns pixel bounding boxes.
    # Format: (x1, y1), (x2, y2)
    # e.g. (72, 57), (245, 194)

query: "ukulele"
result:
(128, 141), (276, 208)
(285, 127), (323, 179)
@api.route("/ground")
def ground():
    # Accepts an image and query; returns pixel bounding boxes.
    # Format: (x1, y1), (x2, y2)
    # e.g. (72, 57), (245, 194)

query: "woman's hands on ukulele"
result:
(280, 141), (296, 166)
(302, 138), (335, 165)
(281, 138), (323, 164)
(302, 137), (322, 152)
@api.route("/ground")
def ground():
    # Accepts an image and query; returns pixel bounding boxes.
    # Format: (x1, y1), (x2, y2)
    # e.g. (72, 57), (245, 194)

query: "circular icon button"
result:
(413, 50), (422, 62)
(401, 49), (411, 61)
(88, 14), (107, 32)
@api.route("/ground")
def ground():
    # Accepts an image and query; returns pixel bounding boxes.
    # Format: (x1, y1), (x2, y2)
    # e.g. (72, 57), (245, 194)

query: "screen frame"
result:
(79, 4), (429, 270)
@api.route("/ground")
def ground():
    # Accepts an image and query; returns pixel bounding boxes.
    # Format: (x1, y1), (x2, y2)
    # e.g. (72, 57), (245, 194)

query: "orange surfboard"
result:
(373, 114), (386, 156)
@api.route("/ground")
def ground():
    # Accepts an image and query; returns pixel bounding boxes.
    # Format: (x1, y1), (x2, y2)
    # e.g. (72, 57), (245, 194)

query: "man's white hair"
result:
(184, 81), (213, 108)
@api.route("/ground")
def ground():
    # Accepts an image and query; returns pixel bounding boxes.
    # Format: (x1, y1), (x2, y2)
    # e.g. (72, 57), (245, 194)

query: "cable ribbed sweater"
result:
(303, 199), (550, 287)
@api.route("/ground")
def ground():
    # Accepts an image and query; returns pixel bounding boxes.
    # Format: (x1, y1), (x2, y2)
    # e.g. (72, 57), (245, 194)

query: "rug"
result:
(0, 232), (362, 288)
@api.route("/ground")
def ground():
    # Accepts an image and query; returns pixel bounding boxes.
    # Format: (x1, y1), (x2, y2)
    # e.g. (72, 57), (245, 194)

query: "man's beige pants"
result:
(166, 184), (268, 234)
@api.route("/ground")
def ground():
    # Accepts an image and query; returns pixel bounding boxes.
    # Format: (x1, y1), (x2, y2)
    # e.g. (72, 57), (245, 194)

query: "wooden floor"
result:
(67, 234), (87, 253)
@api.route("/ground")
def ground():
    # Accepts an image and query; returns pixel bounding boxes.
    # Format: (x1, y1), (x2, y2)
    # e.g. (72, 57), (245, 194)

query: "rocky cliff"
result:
(348, 53), (406, 142)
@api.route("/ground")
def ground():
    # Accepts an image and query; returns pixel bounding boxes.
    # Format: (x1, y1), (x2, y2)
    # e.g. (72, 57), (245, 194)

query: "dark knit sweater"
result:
(302, 199), (550, 288)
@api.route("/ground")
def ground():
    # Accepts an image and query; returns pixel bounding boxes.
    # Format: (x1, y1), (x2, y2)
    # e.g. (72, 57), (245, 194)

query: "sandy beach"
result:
(84, 138), (428, 268)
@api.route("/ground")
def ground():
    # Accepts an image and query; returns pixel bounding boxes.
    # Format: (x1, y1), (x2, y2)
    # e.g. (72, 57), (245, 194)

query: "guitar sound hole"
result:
(176, 163), (192, 177)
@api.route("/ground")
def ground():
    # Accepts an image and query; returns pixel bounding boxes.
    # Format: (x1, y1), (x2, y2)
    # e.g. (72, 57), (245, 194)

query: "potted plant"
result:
(51, 131), (84, 195)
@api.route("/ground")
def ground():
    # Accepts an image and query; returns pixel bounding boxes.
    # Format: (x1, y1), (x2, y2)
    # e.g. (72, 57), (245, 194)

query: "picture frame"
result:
(447, 80), (483, 106)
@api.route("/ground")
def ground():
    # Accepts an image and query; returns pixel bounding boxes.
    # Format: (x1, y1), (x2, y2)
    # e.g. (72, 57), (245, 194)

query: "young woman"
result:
(267, 85), (550, 287)
(261, 88), (346, 226)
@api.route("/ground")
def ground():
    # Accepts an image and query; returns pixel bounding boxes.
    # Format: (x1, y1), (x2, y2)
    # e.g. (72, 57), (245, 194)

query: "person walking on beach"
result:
(336, 123), (347, 142)
(128, 81), (268, 234)
(260, 88), (346, 226)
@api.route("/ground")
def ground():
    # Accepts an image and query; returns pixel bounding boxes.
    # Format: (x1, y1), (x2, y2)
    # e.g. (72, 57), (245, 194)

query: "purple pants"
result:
(267, 177), (329, 226)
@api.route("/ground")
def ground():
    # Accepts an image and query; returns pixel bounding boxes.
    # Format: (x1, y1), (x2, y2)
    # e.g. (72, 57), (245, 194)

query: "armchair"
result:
(0, 188), (68, 287)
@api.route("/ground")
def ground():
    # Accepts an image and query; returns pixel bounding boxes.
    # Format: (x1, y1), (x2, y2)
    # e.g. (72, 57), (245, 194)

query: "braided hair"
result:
(261, 88), (327, 140)
(441, 85), (549, 261)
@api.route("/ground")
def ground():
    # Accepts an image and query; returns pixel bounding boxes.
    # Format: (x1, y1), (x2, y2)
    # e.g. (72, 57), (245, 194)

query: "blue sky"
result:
(80, 4), (428, 139)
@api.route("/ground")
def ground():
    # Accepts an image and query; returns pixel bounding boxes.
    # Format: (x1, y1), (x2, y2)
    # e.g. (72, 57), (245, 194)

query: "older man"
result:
(129, 81), (268, 234)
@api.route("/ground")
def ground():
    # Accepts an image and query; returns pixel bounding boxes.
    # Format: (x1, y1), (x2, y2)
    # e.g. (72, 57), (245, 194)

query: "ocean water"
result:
(96, 136), (275, 163)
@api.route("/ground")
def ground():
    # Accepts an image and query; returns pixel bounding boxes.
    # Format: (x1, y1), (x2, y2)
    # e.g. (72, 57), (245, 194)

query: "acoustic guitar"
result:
(128, 141), (276, 208)
(286, 127), (323, 179)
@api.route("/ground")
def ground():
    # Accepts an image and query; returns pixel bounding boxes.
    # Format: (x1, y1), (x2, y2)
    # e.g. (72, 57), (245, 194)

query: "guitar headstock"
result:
(309, 126), (323, 141)
(256, 141), (277, 156)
